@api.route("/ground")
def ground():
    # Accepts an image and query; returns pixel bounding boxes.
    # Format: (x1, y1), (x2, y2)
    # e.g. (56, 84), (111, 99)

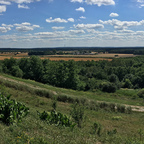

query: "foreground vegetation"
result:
(0, 75), (144, 144)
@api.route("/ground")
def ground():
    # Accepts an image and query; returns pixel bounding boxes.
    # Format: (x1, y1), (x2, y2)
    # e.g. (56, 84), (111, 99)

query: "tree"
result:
(65, 60), (80, 90)
(29, 56), (44, 82)
(11, 66), (23, 78)
(18, 58), (31, 79)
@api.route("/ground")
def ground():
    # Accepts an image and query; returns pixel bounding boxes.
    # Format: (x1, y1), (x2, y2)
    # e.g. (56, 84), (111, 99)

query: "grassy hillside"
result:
(0, 74), (144, 144)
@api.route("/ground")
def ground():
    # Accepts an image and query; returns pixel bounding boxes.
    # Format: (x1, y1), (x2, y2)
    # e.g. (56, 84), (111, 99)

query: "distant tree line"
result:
(1, 47), (144, 55)
(1, 56), (144, 92)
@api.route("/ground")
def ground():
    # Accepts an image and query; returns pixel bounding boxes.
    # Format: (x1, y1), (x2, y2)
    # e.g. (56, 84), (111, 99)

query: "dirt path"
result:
(0, 75), (144, 112)
(0, 75), (57, 95)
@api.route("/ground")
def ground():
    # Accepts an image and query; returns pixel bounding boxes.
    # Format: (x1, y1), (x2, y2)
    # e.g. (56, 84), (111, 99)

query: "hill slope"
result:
(0, 74), (144, 144)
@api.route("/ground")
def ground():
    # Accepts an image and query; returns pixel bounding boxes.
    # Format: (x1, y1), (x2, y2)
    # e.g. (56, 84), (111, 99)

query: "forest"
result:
(1, 55), (144, 95)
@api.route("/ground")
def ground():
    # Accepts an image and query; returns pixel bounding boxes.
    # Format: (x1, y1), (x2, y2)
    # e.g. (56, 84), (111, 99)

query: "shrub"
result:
(117, 104), (126, 113)
(0, 93), (29, 125)
(100, 82), (117, 93)
(137, 89), (144, 99)
(126, 106), (132, 114)
(109, 103), (116, 112)
(37, 110), (75, 128)
(70, 103), (85, 128)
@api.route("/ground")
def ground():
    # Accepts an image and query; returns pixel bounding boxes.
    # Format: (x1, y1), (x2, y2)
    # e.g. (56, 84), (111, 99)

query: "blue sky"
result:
(0, 0), (144, 48)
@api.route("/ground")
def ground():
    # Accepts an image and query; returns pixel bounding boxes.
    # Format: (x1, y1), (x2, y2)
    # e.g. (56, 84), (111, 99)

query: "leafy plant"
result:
(0, 93), (29, 125)
(37, 110), (75, 128)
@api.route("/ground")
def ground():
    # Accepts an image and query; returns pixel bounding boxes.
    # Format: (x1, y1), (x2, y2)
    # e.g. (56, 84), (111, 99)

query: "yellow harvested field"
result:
(0, 53), (137, 61)
(41, 57), (112, 61)
(0, 56), (112, 61)
(0, 56), (24, 60)
(48, 53), (137, 58)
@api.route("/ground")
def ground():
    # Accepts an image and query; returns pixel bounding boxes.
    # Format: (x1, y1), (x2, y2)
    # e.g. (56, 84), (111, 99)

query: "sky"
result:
(1, 0), (144, 48)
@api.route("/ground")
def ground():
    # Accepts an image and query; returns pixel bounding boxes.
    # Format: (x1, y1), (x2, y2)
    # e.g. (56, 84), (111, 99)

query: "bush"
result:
(0, 93), (29, 125)
(100, 82), (117, 93)
(117, 104), (126, 113)
(37, 110), (75, 128)
(137, 89), (144, 99)
(70, 103), (85, 128)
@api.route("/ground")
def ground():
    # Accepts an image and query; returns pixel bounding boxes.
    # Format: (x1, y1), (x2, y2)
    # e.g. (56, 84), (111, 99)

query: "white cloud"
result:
(16, 26), (33, 32)
(85, 0), (115, 6)
(99, 19), (144, 30)
(68, 29), (85, 34)
(75, 23), (104, 29)
(70, 0), (115, 6)
(70, 0), (83, 3)
(52, 27), (65, 30)
(110, 13), (119, 17)
(0, 24), (13, 33)
(14, 22), (40, 32)
(68, 18), (74, 22)
(0, 5), (6, 13)
(0, 1), (11, 5)
(46, 17), (68, 23)
(136, 0), (144, 7)
(80, 16), (86, 19)
(18, 4), (29, 9)
(76, 7), (85, 12)
(6, 0), (40, 4)
(0, 27), (8, 33)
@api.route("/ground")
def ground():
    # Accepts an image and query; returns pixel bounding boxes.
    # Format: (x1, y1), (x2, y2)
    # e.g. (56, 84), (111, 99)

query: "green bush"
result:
(137, 89), (144, 99)
(117, 104), (126, 113)
(37, 110), (75, 128)
(0, 93), (29, 125)
(100, 82), (117, 93)
(70, 103), (85, 128)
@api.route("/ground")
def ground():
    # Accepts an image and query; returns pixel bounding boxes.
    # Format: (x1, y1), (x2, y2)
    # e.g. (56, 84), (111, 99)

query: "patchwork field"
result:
(41, 57), (113, 61)
(0, 52), (137, 61)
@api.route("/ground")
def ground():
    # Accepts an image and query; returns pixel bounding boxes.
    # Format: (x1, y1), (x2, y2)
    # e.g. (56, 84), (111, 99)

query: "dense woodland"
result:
(1, 55), (144, 93)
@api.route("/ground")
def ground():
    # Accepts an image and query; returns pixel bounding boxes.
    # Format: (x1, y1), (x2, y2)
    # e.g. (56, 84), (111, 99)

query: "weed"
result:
(70, 103), (85, 128)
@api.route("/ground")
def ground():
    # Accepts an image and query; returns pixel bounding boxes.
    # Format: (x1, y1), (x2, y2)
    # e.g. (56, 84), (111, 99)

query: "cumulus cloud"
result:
(0, 24), (13, 33)
(6, 0), (40, 4)
(68, 29), (85, 34)
(80, 16), (86, 19)
(85, 0), (115, 6)
(0, 5), (6, 13)
(46, 17), (68, 23)
(18, 4), (29, 9)
(137, 0), (144, 7)
(76, 7), (85, 12)
(46, 17), (75, 23)
(99, 19), (144, 30)
(110, 13), (119, 17)
(68, 18), (75, 22)
(0, 1), (11, 5)
(70, 0), (115, 6)
(52, 27), (65, 30)
(70, 0), (83, 2)
(75, 23), (104, 29)
(14, 22), (40, 32)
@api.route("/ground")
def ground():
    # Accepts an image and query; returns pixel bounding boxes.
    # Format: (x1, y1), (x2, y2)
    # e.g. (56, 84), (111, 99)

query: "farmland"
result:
(0, 51), (137, 61)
